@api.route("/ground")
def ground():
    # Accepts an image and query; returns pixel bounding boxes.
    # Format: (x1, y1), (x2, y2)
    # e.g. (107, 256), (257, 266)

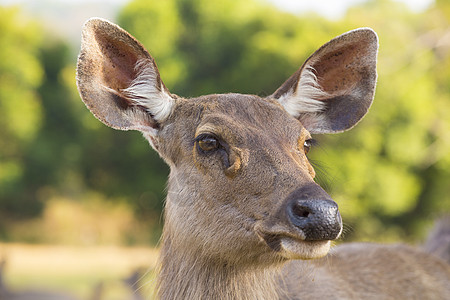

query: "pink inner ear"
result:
(77, 19), (163, 131)
(310, 42), (371, 97)
(94, 30), (140, 94)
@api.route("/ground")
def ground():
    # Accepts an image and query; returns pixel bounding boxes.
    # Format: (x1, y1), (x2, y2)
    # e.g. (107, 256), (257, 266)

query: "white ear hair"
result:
(277, 67), (328, 118)
(122, 59), (175, 122)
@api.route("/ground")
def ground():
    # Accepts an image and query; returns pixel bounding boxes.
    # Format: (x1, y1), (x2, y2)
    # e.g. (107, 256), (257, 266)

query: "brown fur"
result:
(76, 18), (450, 300)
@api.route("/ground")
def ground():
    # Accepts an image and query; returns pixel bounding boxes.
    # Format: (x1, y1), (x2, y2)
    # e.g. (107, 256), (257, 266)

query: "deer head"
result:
(77, 18), (377, 267)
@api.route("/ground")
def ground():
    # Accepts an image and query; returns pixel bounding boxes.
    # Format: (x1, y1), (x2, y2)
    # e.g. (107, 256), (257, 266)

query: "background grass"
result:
(1, 243), (158, 299)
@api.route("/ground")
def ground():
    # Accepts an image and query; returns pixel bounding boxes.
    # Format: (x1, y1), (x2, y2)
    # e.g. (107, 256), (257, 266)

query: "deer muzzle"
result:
(284, 183), (342, 241)
(287, 198), (342, 241)
(256, 183), (342, 258)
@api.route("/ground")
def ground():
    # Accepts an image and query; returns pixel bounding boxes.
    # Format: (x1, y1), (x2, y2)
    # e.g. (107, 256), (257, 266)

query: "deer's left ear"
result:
(271, 28), (378, 134)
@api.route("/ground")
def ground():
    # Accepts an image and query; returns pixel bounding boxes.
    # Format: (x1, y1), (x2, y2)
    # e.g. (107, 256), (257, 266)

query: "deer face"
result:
(156, 93), (337, 263)
(76, 18), (377, 265)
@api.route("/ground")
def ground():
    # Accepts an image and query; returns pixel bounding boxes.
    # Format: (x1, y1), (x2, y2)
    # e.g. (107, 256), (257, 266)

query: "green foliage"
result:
(0, 7), (44, 218)
(118, 0), (335, 97)
(0, 8), (167, 242)
(1, 0), (449, 245)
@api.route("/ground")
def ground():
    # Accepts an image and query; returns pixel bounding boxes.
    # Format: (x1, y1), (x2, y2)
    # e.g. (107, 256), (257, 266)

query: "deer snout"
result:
(255, 183), (343, 259)
(287, 198), (342, 241)
(283, 183), (342, 241)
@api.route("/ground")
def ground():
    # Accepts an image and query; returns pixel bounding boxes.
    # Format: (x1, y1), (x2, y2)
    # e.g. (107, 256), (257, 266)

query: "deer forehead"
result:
(166, 93), (308, 145)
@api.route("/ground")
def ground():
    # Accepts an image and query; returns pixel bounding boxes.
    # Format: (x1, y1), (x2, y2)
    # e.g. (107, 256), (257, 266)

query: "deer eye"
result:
(196, 134), (219, 152)
(303, 139), (314, 154)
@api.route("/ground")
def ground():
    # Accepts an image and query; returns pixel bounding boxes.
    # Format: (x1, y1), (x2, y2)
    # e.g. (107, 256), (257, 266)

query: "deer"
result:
(76, 18), (450, 300)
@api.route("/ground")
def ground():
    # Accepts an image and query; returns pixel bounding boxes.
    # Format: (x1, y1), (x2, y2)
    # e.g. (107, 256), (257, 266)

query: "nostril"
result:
(292, 203), (311, 219)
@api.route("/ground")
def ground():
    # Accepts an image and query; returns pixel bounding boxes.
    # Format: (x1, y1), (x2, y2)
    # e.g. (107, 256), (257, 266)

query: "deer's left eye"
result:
(196, 134), (220, 152)
(303, 139), (313, 154)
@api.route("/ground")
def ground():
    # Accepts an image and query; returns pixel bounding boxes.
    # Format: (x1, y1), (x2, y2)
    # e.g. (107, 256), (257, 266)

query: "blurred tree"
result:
(0, 7), (44, 221)
(118, 0), (337, 97)
(0, 7), (167, 243)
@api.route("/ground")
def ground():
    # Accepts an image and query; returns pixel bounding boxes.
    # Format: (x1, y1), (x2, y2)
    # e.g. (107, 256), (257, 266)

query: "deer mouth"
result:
(279, 236), (331, 260)
(255, 228), (332, 260)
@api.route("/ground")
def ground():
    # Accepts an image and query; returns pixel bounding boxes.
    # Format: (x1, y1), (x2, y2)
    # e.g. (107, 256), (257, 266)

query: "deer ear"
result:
(76, 18), (175, 133)
(271, 28), (378, 134)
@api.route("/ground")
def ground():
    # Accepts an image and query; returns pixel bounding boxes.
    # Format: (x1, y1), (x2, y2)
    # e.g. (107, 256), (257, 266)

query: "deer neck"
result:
(156, 232), (282, 300)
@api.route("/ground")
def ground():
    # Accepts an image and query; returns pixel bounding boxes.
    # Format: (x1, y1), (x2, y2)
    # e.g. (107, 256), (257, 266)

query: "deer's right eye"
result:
(196, 135), (219, 152)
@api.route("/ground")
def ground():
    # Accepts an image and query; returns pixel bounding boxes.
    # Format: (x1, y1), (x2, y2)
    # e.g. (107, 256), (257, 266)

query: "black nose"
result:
(287, 198), (342, 241)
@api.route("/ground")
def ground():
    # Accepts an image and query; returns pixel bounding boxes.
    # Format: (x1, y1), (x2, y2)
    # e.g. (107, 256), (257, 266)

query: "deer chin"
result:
(279, 238), (331, 260)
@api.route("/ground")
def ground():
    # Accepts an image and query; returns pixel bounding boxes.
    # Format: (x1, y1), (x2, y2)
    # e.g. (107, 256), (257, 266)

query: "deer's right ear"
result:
(76, 18), (175, 133)
(271, 28), (378, 134)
